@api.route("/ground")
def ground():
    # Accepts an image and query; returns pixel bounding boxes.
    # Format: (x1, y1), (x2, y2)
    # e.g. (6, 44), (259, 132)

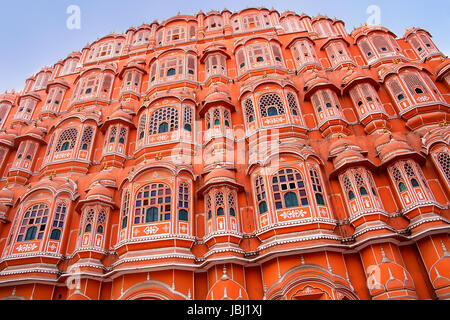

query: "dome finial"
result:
(221, 265), (230, 280)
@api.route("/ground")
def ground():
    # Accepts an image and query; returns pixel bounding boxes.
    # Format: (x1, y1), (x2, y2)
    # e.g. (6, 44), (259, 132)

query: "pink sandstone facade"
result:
(0, 7), (448, 300)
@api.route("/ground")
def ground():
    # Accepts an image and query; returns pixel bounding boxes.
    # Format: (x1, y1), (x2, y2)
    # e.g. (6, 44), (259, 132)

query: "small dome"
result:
(329, 137), (359, 156)
(0, 131), (15, 145)
(333, 149), (365, 168)
(24, 125), (45, 138)
(0, 187), (14, 204)
(92, 170), (117, 187)
(86, 185), (113, 199)
(378, 139), (413, 162)
(109, 109), (133, 122)
(204, 168), (236, 184)
(369, 262), (414, 296)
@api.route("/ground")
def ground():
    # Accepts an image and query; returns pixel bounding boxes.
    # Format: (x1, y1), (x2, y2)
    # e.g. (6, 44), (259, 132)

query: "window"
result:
(259, 93), (285, 118)
(167, 68), (176, 76)
(309, 168), (326, 206)
(149, 107), (179, 136)
(271, 44), (283, 63)
(61, 142), (70, 151)
(255, 175), (268, 214)
(158, 122), (169, 133)
(178, 182), (190, 222)
(206, 195), (212, 220)
(248, 44), (271, 65)
(33, 72), (50, 91)
(215, 192), (225, 216)
(79, 126), (94, 152)
(436, 152), (450, 182)
(165, 26), (186, 44)
(228, 192), (237, 217)
(272, 169), (308, 210)
(17, 204), (49, 242)
(159, 57), (184, 79)
(138, 114), (147, 140)
(244, 99), (256, 124)
(55, 128), (78, 152)
(96, 210), (106, 235)
(187, 56), (196, 76)
(237, 50), (246, 70)
(392, 166), (407, 193)
(121, 190), (130, 230)
(287, 92), (301, 117)
(134, 184), (172, 224)
(50, 202), (67, 241)
(179, 209), (188, 222)
(82, 209), (95, 235)
(60, 58), (79, 76)
(401, 72), (429, 97)
(132, 30), (150, 46)
(341, 175), (355, 201)
(224, 110), (231, 128)
(243, 14), (262, 30)
(15, 98), (37, 121)
(183, 106), (193, 132)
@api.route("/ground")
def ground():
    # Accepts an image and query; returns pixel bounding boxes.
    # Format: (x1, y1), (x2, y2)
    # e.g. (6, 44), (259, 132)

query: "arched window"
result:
(158, 122), (169, 133)
(401, 72), (429, 97)
(109, 126), (117, 143)
(79, 126), (94, 152)
(224, 110), (231, 128)
(342, 175), (355, 201)
(17, 204), (49, 242)
(272, 169), (308, 210)
(392, 167), (407, 193)
(138, 114), (147, 140)
(217, 207), (225, 216)
(134, 183), (172, 224)
(309, 168), (326, 206)
(61, 142), (70, 151)
(179, 209), (189, 222)
(97, 210), (106, 232)
(50, 202), (67, 241)
(244, 98), (256, 124)
(206, 195), (212, 220)
(215, 192), (225, 216)
(121, 190), (130, 230)
(228, 192), (237, 217)
(149, 107), (179, 135)
(118, 128), (127, 145)
(355, 172), (368, 196)
(404, 162), (421, 188)
(25, 227), (37, 241)
(145, 207), (159, 223)
(267, 107), (278, 116)
(55, 128), (78, 152)
(50, 229), (61, 241)
(213, 108), (221, 126)
(167, 68), (176, 77)
(284, 192), (299, 208)
(287, 92), (301, 117)
(183, 106), (193, 132)
(259, 93), (285, 118)
(178, 182), (190, 222)
(436, 152), (450, 182)
(83, 209), (95, 234)
(255, 175), (268, 214)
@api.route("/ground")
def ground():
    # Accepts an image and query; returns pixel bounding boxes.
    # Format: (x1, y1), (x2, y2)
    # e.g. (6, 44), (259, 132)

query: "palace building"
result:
(0, 7), (449, 300)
